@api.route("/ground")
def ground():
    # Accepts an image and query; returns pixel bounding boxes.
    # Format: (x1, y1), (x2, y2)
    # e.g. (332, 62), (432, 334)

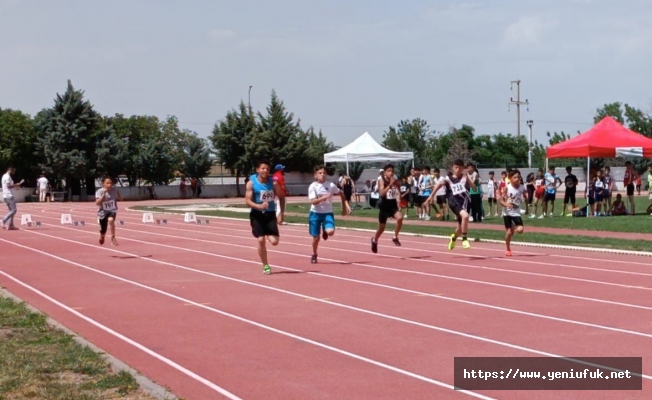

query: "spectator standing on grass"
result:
(602, 167), (613, 216)
(272, 164), (289, 224)
(593, 169), (606, 216)
(623, 161), (638, 215)
(561, 167), (578, 217)
(196, 179), (202, 198)
(339, 174), (354, 215)
(542, 167), (561, 218)
(190, 177), (197, 198)
(467, 163), (482, 223)
(646, 165), (652, 215)
(2, 166), (24, 230)
(37, 173), (49, 202)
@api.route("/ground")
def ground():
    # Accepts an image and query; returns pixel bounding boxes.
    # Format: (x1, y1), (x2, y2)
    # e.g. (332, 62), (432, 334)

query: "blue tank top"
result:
(250, 174), (276, 212)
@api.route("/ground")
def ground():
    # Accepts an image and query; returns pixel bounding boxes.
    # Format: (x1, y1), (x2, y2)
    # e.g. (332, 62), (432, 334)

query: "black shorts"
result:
(98, 212), (117, 234)
(503, 215), (523, 229)
(527, 186), (535, 204)
(436, 195), (447, 205)
(379, 206), (399, 224)
(563, 189), (576, 205)
(250, 210), (279, 238)
(412, 195), (423, 207)
(418, 195), (430, 206)
(544, 192), (555, 202)
(487, 197), (497, 204)
(627, 183), (634, 196)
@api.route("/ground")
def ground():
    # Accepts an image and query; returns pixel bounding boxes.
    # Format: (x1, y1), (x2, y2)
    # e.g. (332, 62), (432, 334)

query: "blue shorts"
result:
(309, 212), (335, 237)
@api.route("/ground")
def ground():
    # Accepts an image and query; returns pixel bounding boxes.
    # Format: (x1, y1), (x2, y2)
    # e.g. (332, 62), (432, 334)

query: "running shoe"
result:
(311, 254), (317, 264)
(448, 234), (456, 250)
(462, 239), (471, 249)
(505, 250), (512, 257)
(99, 235), (105, 245)
(263, 264), (271, 274)
(371, 238), (378, 253)
(392, 237), (401, 246)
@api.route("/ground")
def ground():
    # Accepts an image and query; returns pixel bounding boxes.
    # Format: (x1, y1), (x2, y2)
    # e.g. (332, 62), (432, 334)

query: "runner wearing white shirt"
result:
(2, 167), (24, 230)
(37, 174), (49, 202)
(308, 165), (350, 264)
(500, 170), (528, 257)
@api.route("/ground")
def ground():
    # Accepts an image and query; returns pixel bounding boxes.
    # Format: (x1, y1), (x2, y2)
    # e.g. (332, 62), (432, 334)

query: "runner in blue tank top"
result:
(245, 160), (284, 274)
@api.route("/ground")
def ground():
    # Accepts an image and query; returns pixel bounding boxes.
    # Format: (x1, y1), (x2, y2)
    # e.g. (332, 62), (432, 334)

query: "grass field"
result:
(132, 202), (652, 253)
(282, 196), (652, 234)
(0, 296), (156, 400)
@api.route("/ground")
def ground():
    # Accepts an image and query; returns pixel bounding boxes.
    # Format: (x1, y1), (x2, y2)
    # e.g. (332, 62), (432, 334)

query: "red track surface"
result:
(1, 201), (651, 399)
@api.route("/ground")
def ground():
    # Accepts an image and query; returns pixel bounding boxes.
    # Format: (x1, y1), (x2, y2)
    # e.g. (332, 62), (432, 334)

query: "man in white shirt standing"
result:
(308, 165), (350, 264)
(37, 173), (49, 202)
(2, 166), (24, 230)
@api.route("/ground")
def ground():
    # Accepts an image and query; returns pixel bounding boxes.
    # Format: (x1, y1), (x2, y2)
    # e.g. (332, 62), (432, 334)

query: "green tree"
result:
(250, 90), (308, 171)
(106, 114), (161, 185)
(442, 135), (475, 168)
(0, 108), (40, 184)
(181, 133), (213, 179)
(94, 119), (129, 181)
(137, 138), (176, 185)
(35, 80), (101, 197)
(303, 127), (337, 174)
(211, 102), (256, 196)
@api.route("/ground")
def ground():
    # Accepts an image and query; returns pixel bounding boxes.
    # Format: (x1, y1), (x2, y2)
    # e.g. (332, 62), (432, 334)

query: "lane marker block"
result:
(142, 213), (154, 224)
(61, 214), (73, 225)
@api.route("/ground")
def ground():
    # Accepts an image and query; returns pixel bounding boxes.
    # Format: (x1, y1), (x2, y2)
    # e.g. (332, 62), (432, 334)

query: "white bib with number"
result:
(451, 183), (465, 195)
(102, 200), (116, 211)
(260, 190), (275, 202)
(595, 181), (604, 188)
(386, 188), (397, 200)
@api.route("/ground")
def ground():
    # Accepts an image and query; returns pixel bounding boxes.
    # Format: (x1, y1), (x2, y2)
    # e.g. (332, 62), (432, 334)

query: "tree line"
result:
(0, 81), (213, 197)
(2, 78), (649, 199)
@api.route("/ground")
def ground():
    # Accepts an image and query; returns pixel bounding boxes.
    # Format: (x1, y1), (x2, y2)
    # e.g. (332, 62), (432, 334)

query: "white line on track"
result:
(0, 237), (498, 400)
(7, 225), (652, 382)
(0, 266), (243, 400)
(30, 209), (652, 295)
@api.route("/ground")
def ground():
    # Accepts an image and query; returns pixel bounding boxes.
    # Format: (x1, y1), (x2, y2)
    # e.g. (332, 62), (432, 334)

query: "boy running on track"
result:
(371, 164), (403, 253)
(500, 170), (528, 257)
(245, 160), (285, 274)
(308, 165), (350, 264)
(429, 159), (477, 250)
(95, 176), (124, 246)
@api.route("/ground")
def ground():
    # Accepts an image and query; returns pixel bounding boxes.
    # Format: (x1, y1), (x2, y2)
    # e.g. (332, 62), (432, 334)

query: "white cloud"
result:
(502, 16), (558, 47)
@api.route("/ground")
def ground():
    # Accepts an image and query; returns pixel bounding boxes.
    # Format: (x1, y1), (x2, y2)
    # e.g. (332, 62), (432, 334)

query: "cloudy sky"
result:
(1, 0), (650, 148)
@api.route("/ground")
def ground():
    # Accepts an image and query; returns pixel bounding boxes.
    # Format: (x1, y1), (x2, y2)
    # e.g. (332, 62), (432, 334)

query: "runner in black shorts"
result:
(245, 160), (284, 274)
(500, 170), (528, 257)
(429, 159), (477, 250)
(371, 164), (403, 253)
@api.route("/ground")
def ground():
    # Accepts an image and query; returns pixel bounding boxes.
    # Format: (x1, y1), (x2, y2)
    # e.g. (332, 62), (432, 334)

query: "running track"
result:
(1, 201), (651, 399)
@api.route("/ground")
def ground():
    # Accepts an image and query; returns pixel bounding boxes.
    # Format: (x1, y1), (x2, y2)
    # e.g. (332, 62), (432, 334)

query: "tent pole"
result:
(346, 154), (350, 177)
(586, 157), (590, 217)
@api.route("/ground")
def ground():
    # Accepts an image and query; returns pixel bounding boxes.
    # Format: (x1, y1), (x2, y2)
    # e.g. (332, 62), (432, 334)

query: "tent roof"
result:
(324, 132), (414, 162)
(546, 116), (652, 158)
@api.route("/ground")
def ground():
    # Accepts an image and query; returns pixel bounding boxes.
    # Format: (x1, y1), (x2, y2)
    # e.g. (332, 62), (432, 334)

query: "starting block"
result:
(197, 219), (210, 224)
(119, 220), (125, 225)
(60, 214), (73, 225)
(142, 212), (154, 224)
(25, 221), (40, 228)
(184, 212), (197, 223)
(21, 214), (33, 226)
(73, 221), (86, 227)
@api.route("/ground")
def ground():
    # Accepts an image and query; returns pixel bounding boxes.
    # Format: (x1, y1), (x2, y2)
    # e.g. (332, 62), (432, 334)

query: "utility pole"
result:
(527, 120), (534, 168)
(248, 86), (253, 112)
(508, 80), (529, 137)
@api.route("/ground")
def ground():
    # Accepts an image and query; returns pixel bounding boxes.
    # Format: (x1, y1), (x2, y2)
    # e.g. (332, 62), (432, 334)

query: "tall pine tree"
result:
(36, 80), (101, 197)
(250, 90), (309, 172)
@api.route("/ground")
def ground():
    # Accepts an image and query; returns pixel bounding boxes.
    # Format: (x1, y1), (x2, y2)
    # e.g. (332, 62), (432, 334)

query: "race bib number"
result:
(102, 200), (116, 211)
(260, 190), (275, 202)
(451, 183), (465, 195)
(535, 179), (543, 187)
(595, 181), (604, 188)
(386, 188), (397, 200)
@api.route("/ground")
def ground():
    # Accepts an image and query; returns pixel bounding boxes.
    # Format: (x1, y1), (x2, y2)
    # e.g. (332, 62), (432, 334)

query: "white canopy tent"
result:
(323, 132), (414, 175)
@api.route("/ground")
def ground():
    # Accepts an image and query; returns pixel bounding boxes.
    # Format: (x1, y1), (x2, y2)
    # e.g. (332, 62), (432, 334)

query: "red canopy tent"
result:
(545, 116), (652, 215)
(546, 116), (652, 158)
